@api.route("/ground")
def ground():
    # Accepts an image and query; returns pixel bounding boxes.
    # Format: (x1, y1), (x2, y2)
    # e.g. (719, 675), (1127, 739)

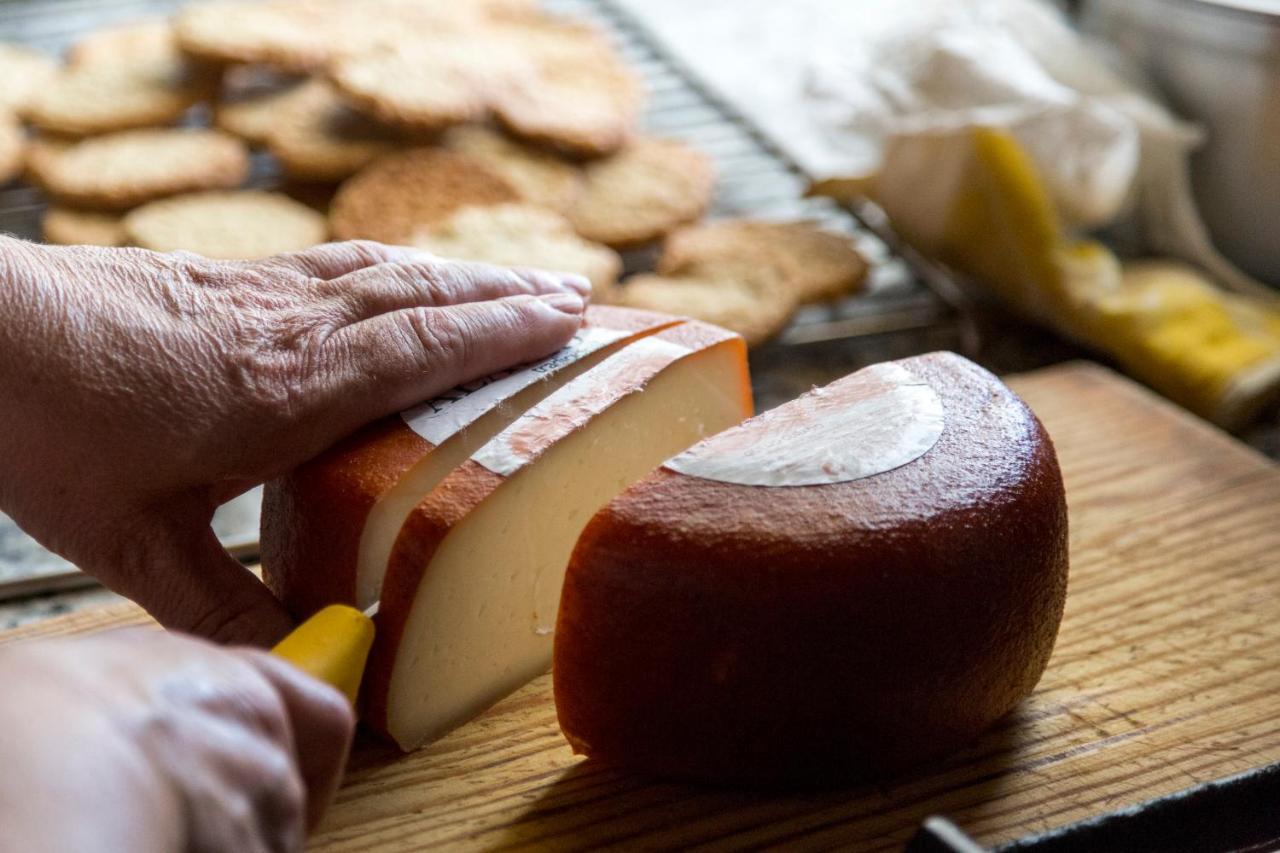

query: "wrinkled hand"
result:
(0, 628), (354, 853)
(0, 237), (587, 645)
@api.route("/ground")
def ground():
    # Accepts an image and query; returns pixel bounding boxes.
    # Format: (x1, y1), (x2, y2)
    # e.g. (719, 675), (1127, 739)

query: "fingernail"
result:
(538, 292), (585, 314)
(519, 268), (592, 298)
(559, 274), (593, 298)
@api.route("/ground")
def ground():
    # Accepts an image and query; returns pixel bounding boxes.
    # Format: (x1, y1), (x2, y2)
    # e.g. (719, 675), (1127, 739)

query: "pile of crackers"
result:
(0, 0), (868, 346)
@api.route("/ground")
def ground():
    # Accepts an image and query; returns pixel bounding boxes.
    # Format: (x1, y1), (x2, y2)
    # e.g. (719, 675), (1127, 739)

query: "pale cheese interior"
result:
(385, 342), (747, 749)
(355, 325), (675, 609)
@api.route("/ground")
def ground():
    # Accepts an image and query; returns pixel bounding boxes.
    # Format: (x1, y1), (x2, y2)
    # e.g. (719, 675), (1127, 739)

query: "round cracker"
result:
(65, 20), (177, 67)
(0, 114), (26, 185)
(266, 80), (401, 182)
(568, 137), (714, 249)
(176, 0), (516, 72)
(123, 190), (329, 259)
(0, 44), (57, 112)
(23, 55), (218, 136)
(617, 270), (796, 347)
(38, 129), (250, 210)
(660, 220), (868, 304)
(410, 203), (620, 298)
(330, 39), (507, 135)
(43, 207), (129, 247)
(329, 147), (519, 243)
(442, 126), (581, 212)
(214, 81), (307, 146)
(492, 48), (642, 159)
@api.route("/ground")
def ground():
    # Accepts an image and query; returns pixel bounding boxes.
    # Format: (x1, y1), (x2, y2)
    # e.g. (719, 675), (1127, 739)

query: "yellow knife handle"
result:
(272, 605), (375, 707)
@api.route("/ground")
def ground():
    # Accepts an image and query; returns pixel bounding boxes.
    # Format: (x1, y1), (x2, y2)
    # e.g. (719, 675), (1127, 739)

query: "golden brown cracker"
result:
(0, 44), (57, 112)
(0, 114), (25, 185)
(328, 147), (519, 243)
(265, 80), (401, 181)
(176, 0), (521, 72)
(568, 137), (713, 249)
(43, 207), (129, 247)
(410, 203), (621, 299)
(441, 126), (581, 212)
(123, 190), (329, 259)
(38, 128), (250, 210)
(331, 15), (641, 156)
(23, 55), (218, 136)
(661, 220), (868, 304)
(65, 20), (177, 67)
(617, 270), (797, 347)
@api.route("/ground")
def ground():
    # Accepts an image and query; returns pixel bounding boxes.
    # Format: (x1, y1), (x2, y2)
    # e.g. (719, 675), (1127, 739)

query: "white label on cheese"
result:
(472, 336), (694, 477)
(400, 326), (631, 446)
(664, 362), (944, 487)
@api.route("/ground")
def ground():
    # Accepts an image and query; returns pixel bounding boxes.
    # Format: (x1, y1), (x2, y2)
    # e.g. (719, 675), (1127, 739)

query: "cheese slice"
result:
(364, 321), (752, 749)
(261, 305), (681, 619)
(554, 352), (1069, 786)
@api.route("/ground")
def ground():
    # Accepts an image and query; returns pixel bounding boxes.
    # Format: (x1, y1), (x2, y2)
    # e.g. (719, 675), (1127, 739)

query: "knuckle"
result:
(341, 239), (391, 267)
(402, 308), (472, 367)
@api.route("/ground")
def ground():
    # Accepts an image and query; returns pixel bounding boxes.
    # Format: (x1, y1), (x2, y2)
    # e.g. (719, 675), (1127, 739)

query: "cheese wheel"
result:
(554, 352), (1068, 786)
(262, 305), (681, 620)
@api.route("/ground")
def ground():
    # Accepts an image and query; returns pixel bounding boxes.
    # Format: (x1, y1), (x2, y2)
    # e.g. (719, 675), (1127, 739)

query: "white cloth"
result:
(618, 0), (1269, 296)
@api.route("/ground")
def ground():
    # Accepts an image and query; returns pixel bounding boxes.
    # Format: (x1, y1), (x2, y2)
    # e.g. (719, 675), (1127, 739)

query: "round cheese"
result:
(553, 351), (1069, 786)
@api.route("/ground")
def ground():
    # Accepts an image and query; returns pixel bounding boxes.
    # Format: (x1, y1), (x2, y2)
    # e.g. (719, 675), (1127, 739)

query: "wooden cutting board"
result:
(4, 362), (1279, 850)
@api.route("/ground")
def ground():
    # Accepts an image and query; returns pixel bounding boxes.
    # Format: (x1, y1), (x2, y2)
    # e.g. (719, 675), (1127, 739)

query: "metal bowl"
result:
(1083, 0), (1280, 286)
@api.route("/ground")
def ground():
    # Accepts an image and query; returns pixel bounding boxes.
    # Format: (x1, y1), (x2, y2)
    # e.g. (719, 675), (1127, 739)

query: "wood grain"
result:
(3, 362), (1278, 850)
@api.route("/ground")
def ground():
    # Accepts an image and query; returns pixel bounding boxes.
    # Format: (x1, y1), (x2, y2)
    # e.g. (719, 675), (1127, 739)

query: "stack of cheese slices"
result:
(263, 306), (1068, 786)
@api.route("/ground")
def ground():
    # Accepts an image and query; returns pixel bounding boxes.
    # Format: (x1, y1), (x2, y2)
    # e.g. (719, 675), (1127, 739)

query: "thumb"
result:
(122, 522), (295, 647)
(316, 291), (584, 435)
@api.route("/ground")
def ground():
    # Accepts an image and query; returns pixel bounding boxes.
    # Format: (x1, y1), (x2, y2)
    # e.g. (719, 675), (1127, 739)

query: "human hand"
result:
(0, 237), (587, 645)
(0, 628), (354, 853)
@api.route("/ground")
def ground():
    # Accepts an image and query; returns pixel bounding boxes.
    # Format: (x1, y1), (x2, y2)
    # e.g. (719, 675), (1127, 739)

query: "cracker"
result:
(329, 147), (519, 243)
(492, 34), (643, 158)
(65, 20), (177, 67)
(617, 270), (797, 347)
(331, 15), (641, 156)
(38, 129), (250, 210)
(214, 80), (308, 146)
(442, 126), (581, 212)
(23, 55), (218, 136)
(0, 44), (57, 112)
(0, 114), (25, 185)
(266, 80), (402, 182)
(660, 220), (868, 304)
(410, 203), (621, 299)
(330, 39), (508, 134)
(123, 190), (329, 259)
(176, 0), (524, 72)
(24, 135), (74, 189)
(43, 207), (129, 247)
(568, 137), (713, 249)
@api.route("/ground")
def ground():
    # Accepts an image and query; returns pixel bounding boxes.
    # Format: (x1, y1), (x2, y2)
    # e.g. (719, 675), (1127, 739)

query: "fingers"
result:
(266, 240), (420, 280)
(128, 523), (297, 648)
(243, 652), (355, 830)
(317, 291), (584, 430)
(324, 255), (591, 322)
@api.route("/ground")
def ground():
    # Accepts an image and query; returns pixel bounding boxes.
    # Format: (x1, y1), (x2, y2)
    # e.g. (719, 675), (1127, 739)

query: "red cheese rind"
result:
(553, 352), (1069, 787)
(262, 419), (432, 618)
(363, 320), (751, 737)
(260, 305), (680, 621)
